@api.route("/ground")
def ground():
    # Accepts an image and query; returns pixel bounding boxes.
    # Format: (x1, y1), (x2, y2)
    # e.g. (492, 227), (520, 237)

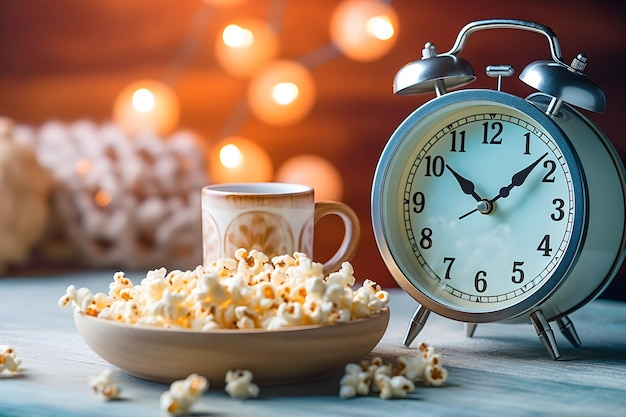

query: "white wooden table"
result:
(1, 271), (625, 416)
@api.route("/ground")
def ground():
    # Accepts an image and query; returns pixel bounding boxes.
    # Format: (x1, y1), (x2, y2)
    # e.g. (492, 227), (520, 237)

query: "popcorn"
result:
(395, 342), (448, 386)
(109, 272), (138, 301)
(339, 363), (372, 398)
(424, 363), (449, 386)
(339, 343), (448, 400)
(395, 354), (427, 381)
(0, 345), (22, 374)
(88, 369), (121, 401)
(59, 250), (390, 331)
(58, 285), (98, 316)
(362, 357), (391, 394)
(375, 375), (415, 399)
(224, 369), (260, 399)
(160, 373), (208, 416)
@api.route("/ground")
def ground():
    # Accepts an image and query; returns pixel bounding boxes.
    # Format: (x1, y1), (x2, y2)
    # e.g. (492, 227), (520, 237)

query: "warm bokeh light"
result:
(219, 143), (243, 168)
(366, 15), (394, 40)
(275, 154), (344, 201)
(330, 0), (399, 62)
(215, 19), (279, 78)
(75, 158), (92, 176)
(247, 60), (316, 126)
(209, 136), (274, 183)
(131, 88), (156, 112)
(272, 82), (299, 105)
(94, 189), (112, 207)
(222, 24), (254, 48)
(112, 79), (180, 136)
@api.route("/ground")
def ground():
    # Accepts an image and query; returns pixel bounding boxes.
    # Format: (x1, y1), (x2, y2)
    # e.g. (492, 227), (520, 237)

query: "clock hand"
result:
(458, 152), (548, 220)
(490, 152), (549, 203)
(445, 164), (482, 202)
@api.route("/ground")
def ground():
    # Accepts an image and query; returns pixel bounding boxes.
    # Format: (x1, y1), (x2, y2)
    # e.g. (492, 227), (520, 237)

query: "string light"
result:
(215, 18), (279, 78)
(219, 143), (243, 168)
(247, 59), (316, 126)
(366, 15), (395, 40)
(222, 24), (254, 47)
(272, 82), (299, 105)
(330, 0), (398, 62)
(276, 154), (344, 201)
(110, 1), (400, 191)
(112, 79), (180, 136)
(209, 136), (274, 183)
(131, 88), (156, 112)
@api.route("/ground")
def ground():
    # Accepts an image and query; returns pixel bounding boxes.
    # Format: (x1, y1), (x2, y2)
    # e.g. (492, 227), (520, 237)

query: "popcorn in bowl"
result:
(59, 248), (390, 330)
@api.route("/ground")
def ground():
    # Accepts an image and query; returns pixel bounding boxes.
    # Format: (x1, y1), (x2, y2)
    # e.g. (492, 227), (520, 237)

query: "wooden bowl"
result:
(74, 308), (389, 386)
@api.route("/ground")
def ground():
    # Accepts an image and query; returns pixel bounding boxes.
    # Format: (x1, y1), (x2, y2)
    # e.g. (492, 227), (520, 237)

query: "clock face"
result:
(372, 90), (587, 322)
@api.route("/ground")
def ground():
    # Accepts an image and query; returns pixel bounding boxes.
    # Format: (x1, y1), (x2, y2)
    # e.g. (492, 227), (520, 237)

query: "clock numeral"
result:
(551, 198), (565, 221)
(474, 270), (487, 293)
(523, 132), (531, 155)
(412, 192), (425, 213)
(542, 160), (557, 183)
(537, 234), (553, 257)
(450, 130), (466, 152)
(512, 261), (525, 284)
(419, 228), (433, 249)
(424, 155), (445, 177)
(482, 121), (503, 144)
(443, 257), (455, 279)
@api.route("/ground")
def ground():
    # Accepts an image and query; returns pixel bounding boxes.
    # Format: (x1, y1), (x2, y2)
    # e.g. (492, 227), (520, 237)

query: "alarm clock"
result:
(371, 19), (626, 359)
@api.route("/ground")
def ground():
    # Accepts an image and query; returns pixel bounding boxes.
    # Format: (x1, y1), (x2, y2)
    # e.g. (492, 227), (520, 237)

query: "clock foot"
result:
(530, 311), (560, 360)
(556, 315), (582, 348)
(465, 323), (477, 337)
(403, 305), (431, 347)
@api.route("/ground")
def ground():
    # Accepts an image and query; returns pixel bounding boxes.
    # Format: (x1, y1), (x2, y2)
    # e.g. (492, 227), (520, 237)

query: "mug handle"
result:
(314, 202), (361, 275)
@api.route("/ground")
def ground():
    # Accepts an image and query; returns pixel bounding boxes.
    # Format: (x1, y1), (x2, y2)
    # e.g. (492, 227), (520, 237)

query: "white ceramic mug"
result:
(201, 182), (360, 274)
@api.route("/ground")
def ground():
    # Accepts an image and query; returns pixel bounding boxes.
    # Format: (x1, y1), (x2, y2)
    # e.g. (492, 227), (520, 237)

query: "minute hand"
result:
(490, 152), (548, 202)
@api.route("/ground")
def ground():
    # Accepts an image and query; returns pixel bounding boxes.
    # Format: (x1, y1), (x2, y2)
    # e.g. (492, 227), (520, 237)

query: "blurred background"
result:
(0, 0), (624, 300)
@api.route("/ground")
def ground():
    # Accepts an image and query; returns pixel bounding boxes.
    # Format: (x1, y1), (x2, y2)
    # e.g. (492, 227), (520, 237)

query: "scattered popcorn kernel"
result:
(417, 341), (436, 357)
(160, 373), (208, 416)
(339, 372), (360, 398)
(377, 375), (415, 400)
(88, 369), (121, 401)
(339, 382), (358, 399)
(339, 343), (448, 399)
(225, 369), (260, 399)
(423, 364), (449, 386)
(362, 357), (391, 393)
(395, 355), (427, 381)
(0, 345), (22, 374)
(339, 362), (373, 398)
(396, 342), (448, 386)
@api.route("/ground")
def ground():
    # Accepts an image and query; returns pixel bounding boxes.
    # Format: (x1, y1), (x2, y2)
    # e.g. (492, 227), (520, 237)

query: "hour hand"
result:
(446, 164), (482, 202)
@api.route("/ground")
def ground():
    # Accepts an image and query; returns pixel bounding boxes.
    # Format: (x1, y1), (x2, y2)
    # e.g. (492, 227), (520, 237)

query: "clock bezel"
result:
(371, 89), (589, 323)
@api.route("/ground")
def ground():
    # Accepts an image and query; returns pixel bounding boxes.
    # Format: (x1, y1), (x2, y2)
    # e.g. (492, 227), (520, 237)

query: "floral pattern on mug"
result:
(225, 211), (295, 259)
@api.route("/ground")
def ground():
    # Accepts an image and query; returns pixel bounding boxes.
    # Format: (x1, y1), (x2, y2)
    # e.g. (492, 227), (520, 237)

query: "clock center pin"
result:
(477, 199), (494, 215)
